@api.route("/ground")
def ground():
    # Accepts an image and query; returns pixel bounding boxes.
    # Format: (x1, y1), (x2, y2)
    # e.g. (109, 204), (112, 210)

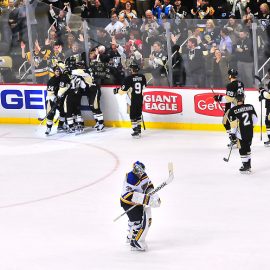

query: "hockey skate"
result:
(131, 127), (141, 139)
(97, 124), (104, 132)
(264, 140), (270, 147)
(67, 127), (76, 133)
(75, 124), (84, 135)
(57, 126), (66, 133)
(130, 240), (147, 251)
(45, 127), (51, 135)
(239, 162), (251, 174)
(92, 122), (99, 129)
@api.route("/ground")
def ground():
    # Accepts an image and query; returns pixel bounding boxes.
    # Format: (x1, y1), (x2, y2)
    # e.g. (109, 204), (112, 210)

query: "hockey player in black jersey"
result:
(120, 161), (161, 251)
(259, 82), (270, 146)
(228, 91), (258, 173)
(113, 63), (147, 138)
(86, 55), (106, 132)
(214, 69), (245, 147)
(45, 66), (66, 135)
(60, 62), (93, 134)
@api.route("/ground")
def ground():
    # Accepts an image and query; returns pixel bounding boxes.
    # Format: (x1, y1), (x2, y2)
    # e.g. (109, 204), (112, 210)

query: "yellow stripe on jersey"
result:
(120, 192), (135, 205)
(135, 175), (148, 186)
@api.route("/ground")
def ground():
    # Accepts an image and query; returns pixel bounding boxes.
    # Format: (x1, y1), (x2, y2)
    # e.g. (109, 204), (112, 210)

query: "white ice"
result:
(0, 125), (270, 270)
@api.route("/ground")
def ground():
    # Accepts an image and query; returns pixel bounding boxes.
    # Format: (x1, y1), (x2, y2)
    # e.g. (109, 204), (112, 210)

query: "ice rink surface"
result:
(0, 124), (270, 270)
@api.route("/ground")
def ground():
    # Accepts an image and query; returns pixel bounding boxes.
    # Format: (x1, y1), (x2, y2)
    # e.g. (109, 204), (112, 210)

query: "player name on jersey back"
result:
(132, 76), (143, 82)
(233, 105), (254, 114)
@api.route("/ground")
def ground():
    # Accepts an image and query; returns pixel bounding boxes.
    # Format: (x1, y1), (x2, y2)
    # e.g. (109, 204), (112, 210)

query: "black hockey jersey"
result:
(47, 75), (61, 96)
(224, 80), (245, 111)
(121, 74), (147, 104)
(150, 50), (167, 77)
(58, 71), (71, 97)
(228, 104), (257, 141)
(226, 80), (245, 98)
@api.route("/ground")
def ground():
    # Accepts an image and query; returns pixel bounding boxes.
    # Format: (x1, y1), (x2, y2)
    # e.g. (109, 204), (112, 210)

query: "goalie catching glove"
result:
(131, 192), (161, 208)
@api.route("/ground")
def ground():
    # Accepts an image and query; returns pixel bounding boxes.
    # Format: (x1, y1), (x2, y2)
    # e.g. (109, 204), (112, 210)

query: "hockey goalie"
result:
(120, 161), (161, 251)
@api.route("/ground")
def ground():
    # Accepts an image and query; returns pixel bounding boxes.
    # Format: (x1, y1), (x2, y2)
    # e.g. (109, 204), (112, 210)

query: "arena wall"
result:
(0, 84), (265, 132)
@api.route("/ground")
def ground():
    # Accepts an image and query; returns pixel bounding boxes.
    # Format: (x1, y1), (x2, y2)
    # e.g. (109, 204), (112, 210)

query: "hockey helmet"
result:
(133, 161), (145, 176)
(65, 56), (77, 71)
(76, 61), (85, 69)
(235, 89), (245, 102)
(130, 63), (140, 72)
(228, 68), (238, 77)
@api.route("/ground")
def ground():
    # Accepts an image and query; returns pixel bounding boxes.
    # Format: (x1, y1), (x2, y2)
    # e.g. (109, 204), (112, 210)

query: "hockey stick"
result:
(38, 99), (60, 125)
(113, 162), (174, 222)
(140, 76), (153, 131)
(254, 75), (263, 141)
(223, 141), (234, 162)
(141, 114), (146, 130)
(211, 88), (238, 162)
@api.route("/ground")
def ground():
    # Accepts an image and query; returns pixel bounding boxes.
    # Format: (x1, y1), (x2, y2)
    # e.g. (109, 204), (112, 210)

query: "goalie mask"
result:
(133, 161), (145, 176)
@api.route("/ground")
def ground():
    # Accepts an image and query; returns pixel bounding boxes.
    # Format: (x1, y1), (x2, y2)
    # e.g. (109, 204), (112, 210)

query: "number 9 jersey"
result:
(119, 74), (147, 106)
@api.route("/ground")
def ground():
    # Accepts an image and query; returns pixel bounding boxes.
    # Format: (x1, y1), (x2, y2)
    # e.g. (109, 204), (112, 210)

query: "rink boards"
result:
(0, 84), (265, 131)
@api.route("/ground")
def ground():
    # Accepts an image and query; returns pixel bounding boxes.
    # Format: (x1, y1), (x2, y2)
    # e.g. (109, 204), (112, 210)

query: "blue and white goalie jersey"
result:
(121, 171), (153, 206)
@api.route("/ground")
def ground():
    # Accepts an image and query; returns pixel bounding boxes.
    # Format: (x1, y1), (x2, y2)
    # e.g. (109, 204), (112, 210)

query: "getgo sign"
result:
(194, 93), (225, 117)
(143, 91), (182, 114)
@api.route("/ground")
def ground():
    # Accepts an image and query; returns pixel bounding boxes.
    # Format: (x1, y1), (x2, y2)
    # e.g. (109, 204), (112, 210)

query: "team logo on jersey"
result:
(194, 93), (225, 116)
(143, 91), (182, 114)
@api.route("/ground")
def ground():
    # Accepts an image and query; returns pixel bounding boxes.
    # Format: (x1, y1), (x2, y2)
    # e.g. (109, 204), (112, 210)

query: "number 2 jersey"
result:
(228, 103), (258, 141)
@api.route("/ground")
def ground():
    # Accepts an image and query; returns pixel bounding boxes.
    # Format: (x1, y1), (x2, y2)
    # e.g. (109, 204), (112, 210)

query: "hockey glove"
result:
(113, 87), (120, 94)
(229, 133), (237, 142)
(213, 95), (222, 102)
(259, 90), (265, 102)
(149, 193), (161, 208)
(46, 93), (57, 102)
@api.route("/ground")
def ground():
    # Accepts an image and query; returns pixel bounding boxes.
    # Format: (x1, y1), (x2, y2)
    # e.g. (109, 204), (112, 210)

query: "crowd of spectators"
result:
(0, 0), (270, 87)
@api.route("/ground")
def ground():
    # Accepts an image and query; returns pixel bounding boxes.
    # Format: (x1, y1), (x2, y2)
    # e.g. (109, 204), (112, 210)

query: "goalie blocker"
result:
(131, 192), (161, 208)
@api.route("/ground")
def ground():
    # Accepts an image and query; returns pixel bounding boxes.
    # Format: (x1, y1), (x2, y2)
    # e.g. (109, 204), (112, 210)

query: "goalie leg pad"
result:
(127, 220), (141, 243)
(130, 207), (152, 250)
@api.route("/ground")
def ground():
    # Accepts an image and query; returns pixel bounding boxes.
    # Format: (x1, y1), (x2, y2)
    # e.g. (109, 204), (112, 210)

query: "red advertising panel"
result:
(143, 91), (183, 114)
(194, 93), (225, 117)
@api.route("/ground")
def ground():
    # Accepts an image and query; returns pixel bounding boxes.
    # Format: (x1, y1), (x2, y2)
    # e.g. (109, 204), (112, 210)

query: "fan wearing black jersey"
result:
(228, 91), (258, 173)
(113, 64), (147, 138)
(214, 69), (245, 147)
